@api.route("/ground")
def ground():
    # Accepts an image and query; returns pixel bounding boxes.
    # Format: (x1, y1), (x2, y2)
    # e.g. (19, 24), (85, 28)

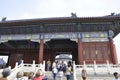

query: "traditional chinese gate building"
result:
(0, 15), (120, 67)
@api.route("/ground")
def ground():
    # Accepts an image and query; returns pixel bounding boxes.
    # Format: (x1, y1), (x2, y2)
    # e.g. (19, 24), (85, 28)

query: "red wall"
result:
(82, 42), (113, 64)
(6, 49), (39, 68)
(0, 41), (113, 68)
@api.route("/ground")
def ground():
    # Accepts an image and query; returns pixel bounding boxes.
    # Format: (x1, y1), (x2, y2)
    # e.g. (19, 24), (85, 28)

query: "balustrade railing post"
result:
(106, 60), (110, 74)
(8, 66), (11, 70)
(39, 63), (43, 70)
(43, 60), (45, 71)
(19, 60), (24, 71)
(21, 60), (24, 67)
(94, 60), (97, 74)
(73, 61), (77, 80)
(15, 62), (18, 69)
(33, 60), (35, 64)
(32, 60), (36, 71)
(83, 60), (86, 69)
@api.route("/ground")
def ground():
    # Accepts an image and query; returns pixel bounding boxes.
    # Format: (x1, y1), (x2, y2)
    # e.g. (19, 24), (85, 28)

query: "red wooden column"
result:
(39, 39), (44, 63)
(78, 38), (83, 65)
(109, 38), (118, 64)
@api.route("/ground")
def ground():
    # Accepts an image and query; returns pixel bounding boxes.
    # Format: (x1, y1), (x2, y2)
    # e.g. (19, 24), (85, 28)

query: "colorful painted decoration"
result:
(82, 32), (108, 38)
(0, 32), (109, 42)
(44, 32), (78, 39)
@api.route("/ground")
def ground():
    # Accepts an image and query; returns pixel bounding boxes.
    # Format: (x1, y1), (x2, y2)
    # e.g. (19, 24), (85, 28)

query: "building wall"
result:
(82, 42), (112, 64)
(0, 41), (113, 68)
(7, 49), (39, 68)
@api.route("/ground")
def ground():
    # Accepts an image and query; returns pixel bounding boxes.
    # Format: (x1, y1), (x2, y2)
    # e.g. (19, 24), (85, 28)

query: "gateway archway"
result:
(43, 39), (78, 65)
(0, 38), (78, 68)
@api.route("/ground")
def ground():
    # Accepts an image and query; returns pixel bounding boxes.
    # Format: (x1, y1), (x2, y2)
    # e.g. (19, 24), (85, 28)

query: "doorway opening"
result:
(44, 39), (78, 65)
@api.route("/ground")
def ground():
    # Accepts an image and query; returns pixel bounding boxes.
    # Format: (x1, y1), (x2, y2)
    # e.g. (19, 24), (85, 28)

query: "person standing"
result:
(81, 69), (87, 80)
(47, 59), (51, 71)
(33, 71), (44, 80)
(28, 72), (34, 80)
(112, 72), (120, 80)
(14, 71), (24, 80)
(52, 66), (58, 80)
(18, 59), (22, 65)
(0, 68), (11, 80)
(66, 64), (72, 80)
(62, 63), (67, 74)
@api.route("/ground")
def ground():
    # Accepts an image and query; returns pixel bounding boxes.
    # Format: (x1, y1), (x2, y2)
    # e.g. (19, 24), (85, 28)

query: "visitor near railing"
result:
(73, 60), (120, 80)
(0, 60), (45, 80)
(0, 60), (120, 80)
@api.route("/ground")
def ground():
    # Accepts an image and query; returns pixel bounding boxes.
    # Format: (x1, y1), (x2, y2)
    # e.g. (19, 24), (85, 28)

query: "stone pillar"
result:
(78, 38), (83, 64)
(109, 38), (118, 64)
(39, 39), (44, 63)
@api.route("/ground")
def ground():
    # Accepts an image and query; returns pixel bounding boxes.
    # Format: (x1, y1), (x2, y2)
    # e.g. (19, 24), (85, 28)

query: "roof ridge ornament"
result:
(111, 13), (115, 16)
(1, 17), (7, 22)
(71, 12), (77, 18)
(105, 13), (120, 17)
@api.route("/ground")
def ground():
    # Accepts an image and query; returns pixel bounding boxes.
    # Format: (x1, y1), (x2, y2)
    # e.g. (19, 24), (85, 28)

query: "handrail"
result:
(1, 60), (120, 80)
(73, 60), (120, 80)
(0, 60), (45, 80)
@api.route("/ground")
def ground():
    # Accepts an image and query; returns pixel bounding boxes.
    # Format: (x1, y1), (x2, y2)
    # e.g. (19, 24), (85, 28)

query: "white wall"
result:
(113, 33), (120, 64)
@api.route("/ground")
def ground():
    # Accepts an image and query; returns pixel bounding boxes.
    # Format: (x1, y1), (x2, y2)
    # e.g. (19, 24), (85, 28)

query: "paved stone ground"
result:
(45, 71), (114, 80)
(45, 71), (74, 80)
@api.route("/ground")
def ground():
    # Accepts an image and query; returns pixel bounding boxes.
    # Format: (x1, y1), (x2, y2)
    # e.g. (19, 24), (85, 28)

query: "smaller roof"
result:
(56, 54), (72, 59)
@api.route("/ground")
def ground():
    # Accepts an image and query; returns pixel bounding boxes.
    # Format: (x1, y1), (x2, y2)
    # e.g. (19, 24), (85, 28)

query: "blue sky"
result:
(0, 0), (120, 63)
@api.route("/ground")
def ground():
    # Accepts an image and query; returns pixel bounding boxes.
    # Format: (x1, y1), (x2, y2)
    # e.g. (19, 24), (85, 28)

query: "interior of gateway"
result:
(0, 39), (77, 67)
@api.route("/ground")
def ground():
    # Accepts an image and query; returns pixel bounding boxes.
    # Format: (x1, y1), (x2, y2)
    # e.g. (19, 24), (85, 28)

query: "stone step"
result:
(76, 74), (113, 80)
(45, 71), (114, 80)
(45, 71), (67, 80)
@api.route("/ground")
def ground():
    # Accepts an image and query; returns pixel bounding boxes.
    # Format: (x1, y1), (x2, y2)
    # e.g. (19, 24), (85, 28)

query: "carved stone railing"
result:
(0, 60), (45, 80)
(73, 60), (120, 80)
(1, 60), (120, 80)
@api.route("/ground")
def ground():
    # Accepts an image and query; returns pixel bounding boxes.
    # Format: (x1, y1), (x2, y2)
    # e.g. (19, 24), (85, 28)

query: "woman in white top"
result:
(52, 62), (56, 69)
(52, 67), (58, 80)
